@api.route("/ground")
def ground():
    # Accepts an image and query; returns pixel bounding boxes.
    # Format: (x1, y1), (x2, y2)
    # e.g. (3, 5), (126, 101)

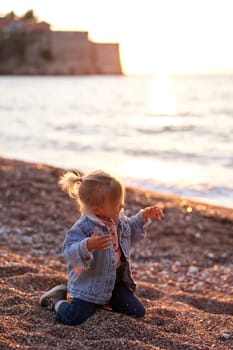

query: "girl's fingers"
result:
(99, 234), (111, 242)
(97, 234), (111, 250)
(93, 227), (99, 237)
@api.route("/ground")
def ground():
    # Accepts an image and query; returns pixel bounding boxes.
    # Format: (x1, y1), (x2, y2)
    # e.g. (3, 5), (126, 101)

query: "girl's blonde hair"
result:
(59, 170), (124, 213)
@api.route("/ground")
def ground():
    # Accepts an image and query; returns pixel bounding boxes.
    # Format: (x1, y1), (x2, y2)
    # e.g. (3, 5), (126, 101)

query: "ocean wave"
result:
(136, 125), (196, 134)
(210, 108), (233, 116)
(123, 147), (233, 164)
(146, 111), (195, 118)
(125, 178), (233, 208)
(1, 75), (232, 208)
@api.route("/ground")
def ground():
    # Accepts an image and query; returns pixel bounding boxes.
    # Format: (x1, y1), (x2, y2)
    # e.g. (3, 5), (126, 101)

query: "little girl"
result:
(40, 170), (163, 325)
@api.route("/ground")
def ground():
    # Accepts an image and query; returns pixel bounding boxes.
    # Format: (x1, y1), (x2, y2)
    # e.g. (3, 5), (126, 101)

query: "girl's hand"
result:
(87, 227), (112, 251)
(142, 205), (164, 221)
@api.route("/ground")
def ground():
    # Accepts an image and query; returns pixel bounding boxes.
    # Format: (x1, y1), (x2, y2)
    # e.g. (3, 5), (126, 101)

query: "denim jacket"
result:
(62, 210), (150, 304)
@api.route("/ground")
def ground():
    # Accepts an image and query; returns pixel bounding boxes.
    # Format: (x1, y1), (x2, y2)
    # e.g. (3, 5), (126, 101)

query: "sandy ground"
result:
(0, 157), (233, 350)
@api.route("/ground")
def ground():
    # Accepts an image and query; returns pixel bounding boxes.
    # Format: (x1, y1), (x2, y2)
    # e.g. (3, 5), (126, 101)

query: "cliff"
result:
(0, 30), (123, 75)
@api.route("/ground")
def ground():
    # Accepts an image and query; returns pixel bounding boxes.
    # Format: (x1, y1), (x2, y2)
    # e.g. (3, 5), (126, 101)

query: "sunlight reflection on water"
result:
(0, 75), (232, 207)
(147, 76), (177, 117)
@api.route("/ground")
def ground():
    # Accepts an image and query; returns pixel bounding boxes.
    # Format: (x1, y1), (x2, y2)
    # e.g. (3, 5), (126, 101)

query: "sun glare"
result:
(147, 76), (177, 116)
(118, 158), (200, 186)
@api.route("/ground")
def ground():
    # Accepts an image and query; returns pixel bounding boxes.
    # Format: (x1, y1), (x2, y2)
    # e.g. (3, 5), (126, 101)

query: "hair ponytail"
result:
(59, 169), (124, 213)
(58, 171), (83, 198)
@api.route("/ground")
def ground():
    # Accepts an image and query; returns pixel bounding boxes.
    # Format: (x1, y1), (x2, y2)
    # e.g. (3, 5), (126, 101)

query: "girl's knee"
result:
(56, 298), (97, 326)
(56, 309), (91, 326)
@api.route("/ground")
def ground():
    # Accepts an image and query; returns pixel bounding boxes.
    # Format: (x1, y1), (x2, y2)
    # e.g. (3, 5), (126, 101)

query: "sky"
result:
(1, 0), (233, 75)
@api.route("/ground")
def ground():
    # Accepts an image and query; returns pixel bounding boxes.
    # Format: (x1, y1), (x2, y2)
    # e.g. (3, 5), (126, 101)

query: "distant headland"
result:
(0, 10), (122, 75)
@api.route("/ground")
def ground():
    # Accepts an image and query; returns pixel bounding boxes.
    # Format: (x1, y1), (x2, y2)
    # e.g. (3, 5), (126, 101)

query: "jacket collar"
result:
(81, 213), (106, 227)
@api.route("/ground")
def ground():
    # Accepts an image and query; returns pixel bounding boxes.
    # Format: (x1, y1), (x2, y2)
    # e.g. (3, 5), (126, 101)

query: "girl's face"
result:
(94, 196), (124, 221)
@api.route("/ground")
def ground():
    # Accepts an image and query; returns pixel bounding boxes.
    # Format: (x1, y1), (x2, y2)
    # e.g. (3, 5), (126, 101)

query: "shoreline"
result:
(1, 154), (232, 212)
(0, 156), (233, 349)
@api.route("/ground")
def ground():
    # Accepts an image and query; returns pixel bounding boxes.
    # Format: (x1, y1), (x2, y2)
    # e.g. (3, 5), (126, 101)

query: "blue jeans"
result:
(56, 283), (145, 326)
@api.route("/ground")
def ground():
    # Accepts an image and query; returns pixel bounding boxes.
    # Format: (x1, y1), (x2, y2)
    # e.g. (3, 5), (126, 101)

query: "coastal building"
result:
(0, 17), (122, 75)
(0, 17), (50, 34)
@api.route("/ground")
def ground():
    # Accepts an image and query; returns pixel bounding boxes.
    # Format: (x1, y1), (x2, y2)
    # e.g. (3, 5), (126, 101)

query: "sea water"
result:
(0, 75), (233, 208)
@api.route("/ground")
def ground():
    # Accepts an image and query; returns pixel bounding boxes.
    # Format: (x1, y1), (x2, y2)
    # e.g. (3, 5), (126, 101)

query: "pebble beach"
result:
(0, 157), (233, 350)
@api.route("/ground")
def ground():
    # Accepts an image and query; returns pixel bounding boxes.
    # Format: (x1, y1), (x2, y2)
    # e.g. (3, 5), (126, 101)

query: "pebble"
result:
(220, 333), (231, 340)
(194, 231), (201, 239)
(0, 252), (8, 257)
(187, 266), (199, 276)
(22, 236), (33, 244)
(192, 281), (204, 291)
(171, 261), (181, 273)
(159, 270), (169, 277)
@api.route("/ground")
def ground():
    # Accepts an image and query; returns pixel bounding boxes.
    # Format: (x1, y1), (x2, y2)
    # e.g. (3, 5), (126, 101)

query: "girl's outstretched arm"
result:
(128, 205), (164, 243)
